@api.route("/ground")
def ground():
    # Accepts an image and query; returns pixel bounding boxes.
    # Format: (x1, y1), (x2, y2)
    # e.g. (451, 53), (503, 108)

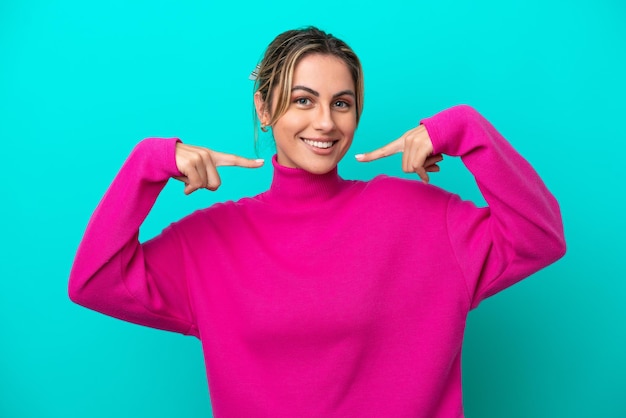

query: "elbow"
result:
(538, 200), (567, 266)
(68, 280), (102, 313)
(68, 270), (94, 309)
(540, 219), (567, 267)
(68, 278), (86, 307)
(517, 218), (566, 271)
(550, 207), (567, 262)
(549, 230), (567, 263)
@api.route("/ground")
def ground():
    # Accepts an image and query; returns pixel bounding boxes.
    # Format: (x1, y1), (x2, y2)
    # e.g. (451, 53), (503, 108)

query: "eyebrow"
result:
(291, 85), (356, 99)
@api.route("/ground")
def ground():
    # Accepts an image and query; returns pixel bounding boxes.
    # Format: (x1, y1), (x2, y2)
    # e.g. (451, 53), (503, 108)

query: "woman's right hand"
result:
(174, 143), (264, 194)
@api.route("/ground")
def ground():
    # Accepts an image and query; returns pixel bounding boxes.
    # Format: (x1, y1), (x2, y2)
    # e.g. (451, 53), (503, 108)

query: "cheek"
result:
(273, 113), (308, 139)
(338, 115), (357, 137)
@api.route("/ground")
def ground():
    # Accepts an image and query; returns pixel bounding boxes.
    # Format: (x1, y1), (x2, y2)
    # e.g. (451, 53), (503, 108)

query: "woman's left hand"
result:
(355, 125), (443, 183)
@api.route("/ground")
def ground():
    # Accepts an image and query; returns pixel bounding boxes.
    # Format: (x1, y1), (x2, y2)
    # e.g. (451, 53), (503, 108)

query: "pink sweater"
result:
(69, 105), (565, 417)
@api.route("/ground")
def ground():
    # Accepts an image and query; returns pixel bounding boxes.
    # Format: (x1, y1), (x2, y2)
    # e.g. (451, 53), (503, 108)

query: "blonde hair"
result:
(253, 27), (364, 143)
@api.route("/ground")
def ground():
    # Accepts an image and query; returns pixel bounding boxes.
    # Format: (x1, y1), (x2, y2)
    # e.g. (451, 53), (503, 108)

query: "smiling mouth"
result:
(301, 138), (338, 149)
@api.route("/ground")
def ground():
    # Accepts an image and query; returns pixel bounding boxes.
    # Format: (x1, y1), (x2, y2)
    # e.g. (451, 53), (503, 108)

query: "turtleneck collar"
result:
(261, 155), (346, 206)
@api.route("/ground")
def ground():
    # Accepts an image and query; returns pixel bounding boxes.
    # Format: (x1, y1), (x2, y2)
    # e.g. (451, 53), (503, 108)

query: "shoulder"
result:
(163, 198), (251, 240)
(364, 174), (453, 204)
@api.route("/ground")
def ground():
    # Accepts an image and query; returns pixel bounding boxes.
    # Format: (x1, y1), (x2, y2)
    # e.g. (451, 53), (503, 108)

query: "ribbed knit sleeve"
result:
(68, 137), (198, 336)
(421, 105), (566, 308)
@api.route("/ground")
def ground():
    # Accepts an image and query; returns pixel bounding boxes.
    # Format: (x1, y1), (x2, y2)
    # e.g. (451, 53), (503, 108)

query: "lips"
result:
(301, 138), (338, 149)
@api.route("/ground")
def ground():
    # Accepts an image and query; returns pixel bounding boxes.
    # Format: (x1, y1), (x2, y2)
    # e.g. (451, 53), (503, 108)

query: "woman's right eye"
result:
(294, 97), (311, 106)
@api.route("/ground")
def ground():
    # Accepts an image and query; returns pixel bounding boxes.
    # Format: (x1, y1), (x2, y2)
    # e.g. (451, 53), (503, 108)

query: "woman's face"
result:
(258, 53), (358, 174)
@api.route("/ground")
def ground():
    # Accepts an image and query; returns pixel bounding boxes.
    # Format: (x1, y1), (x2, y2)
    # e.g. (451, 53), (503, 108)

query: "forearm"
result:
(422, 105), (566, 304)
(68, 138), (195, 333)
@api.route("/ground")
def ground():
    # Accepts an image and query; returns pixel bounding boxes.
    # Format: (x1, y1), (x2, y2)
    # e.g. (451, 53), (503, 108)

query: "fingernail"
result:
(255, 159), (265, 163)
(354, 154), (364, 160)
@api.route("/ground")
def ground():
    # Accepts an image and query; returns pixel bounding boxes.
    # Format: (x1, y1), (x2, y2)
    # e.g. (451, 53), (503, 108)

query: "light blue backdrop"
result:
(1, 1), (624, 417)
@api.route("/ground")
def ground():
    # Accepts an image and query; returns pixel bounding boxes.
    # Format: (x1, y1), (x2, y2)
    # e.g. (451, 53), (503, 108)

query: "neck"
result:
(263, 155), (345, 206)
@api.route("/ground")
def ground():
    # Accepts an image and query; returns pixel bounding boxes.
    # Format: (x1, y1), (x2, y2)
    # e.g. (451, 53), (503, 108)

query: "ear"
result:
(254, 92), (270, 126)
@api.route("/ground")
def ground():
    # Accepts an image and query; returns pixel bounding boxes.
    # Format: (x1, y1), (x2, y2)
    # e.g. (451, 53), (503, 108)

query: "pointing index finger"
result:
(355, 137), (404, 162)
(213, 151), (265, 168)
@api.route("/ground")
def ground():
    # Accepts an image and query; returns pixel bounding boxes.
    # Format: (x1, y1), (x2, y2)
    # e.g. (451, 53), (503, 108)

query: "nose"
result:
(312, 105), (336, 132)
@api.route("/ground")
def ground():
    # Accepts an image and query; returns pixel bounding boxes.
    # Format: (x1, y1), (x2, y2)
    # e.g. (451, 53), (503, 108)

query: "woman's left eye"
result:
(334, 100), (350, 108)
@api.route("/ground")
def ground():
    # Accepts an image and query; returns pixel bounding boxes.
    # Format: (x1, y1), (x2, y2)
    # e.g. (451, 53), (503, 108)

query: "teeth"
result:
(303, 139), (335, 149)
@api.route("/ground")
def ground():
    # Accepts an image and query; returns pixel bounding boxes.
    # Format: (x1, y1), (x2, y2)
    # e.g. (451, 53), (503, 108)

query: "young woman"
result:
(69, 27), (566, 417)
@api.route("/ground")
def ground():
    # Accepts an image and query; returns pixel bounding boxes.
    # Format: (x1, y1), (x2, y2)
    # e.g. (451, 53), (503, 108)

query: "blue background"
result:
(1, 0), (624, 416)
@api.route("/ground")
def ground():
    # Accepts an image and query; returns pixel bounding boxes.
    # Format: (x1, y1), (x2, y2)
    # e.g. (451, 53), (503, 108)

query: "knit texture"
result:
(69, 105), (566, 417)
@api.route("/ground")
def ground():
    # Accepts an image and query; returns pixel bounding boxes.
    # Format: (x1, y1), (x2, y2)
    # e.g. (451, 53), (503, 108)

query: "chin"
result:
(299, 162), (337, 175)
(300, 154), (346, 174)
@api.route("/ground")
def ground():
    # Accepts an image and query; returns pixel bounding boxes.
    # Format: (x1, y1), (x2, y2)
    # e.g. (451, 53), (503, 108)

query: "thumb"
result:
(354, 137), (403, 162)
